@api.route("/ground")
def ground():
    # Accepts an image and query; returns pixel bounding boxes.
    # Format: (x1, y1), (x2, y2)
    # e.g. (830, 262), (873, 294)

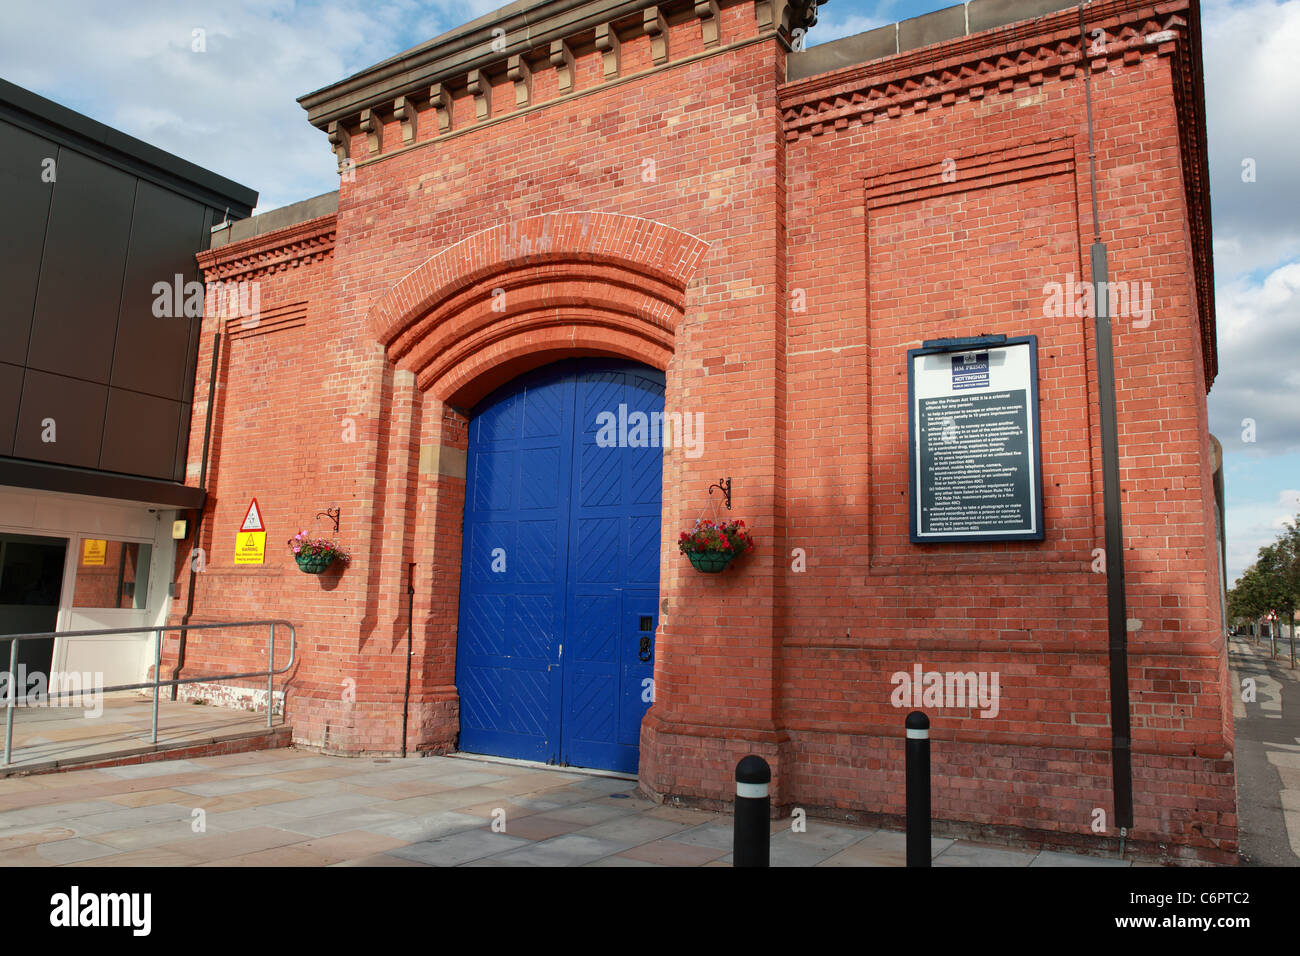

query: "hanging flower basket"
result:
(687, 550), (736, 573)
(288, 530), (350, 575)
(678, 519), (754, 574)
(294, 551), (336, 574)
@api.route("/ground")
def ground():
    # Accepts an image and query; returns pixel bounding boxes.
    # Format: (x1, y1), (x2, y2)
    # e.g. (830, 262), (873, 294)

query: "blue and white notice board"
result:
(907, 336), (1044, 543)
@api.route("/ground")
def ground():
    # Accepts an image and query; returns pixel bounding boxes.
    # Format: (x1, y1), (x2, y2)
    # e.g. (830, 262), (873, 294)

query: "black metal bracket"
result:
(709, 477), (732, 511)
(316, 506), (341, 533)
(920, 334), (1007, 351)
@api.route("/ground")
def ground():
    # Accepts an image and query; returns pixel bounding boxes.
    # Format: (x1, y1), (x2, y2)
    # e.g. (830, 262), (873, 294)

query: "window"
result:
(71, 538), (151, 609)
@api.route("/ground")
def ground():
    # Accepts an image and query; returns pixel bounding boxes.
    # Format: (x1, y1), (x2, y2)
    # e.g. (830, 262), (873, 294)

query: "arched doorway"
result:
(455, 358), (664, 773)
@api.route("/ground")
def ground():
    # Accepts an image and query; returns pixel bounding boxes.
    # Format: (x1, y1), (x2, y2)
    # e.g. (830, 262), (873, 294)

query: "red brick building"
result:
(170, 0), (1230, 862)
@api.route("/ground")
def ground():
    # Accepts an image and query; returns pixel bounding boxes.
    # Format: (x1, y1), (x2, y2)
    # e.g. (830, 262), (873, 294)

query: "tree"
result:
(1227, 515), (1300, 643)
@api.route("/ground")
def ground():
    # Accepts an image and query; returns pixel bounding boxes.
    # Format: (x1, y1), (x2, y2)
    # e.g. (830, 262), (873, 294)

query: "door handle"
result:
(638, 636), (652, 662)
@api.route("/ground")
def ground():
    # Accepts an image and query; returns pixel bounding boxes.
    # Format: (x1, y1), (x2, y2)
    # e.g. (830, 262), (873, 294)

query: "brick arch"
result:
(369, 212), (709, 406)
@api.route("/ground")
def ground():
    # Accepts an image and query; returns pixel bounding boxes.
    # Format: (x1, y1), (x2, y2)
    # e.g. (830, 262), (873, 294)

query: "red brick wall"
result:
(174, 0), (1232, 861)
(762, 12), (1231, 861)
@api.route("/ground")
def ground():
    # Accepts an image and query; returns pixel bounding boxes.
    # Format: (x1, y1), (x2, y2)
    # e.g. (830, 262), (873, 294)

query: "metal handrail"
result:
(2, 619), (295, 765)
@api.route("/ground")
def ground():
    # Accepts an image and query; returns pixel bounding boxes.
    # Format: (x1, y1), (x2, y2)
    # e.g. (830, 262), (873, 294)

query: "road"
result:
(1229, 631), (1300, 865)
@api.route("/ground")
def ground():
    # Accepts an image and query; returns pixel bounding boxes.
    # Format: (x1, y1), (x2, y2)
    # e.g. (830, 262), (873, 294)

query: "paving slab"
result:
(771, 823), (873, 854)
(290, 830), (409, 863)
(615, 839), (730, 866)
(664, 821), (735, 851)
(484, 832), (627, 867)
(511, 788), (607, 811)
(34, 837), (121, 864)
(933, 840), (1037, 867)
(0, 747), (1160, 867)
(197, 845), (335, 867)
(571, 813), (695, 848)
(74, 847), (197, 867)
(818, 830), (954, 867)
(585, 855), (666, 866)
(490, 813), (583, 841)
(160, 826), (305, 862)
(172, 777), (292, 796)
(255, 792), (376, 819)
(389, 829), (530, 865)
(88, 821), (233, 852)
(0, 799), (122, 828)
(1029, 849), (1130, 867)
(0, 824), (79, 852)
(276, 806), (409, 838)
(104, 788), (196, 808)
(330, 852), (431, 867)
(535, 800), (642, 826)
(365, 809), (486, 843)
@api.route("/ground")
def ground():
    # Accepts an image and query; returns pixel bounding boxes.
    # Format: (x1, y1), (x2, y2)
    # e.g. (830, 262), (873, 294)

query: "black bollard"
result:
(734, 755), (771, 867)
(905, 710), (930, 868)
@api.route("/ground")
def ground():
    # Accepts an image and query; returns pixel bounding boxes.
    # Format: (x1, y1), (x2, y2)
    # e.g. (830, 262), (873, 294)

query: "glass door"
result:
(0, 532), (69, 686)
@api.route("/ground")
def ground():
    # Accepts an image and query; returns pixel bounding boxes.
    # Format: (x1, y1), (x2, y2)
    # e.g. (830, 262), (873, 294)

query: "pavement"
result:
(1228, 631), (1300, 865)
(0, 747), (1139, 867)
(0, 691), (278, 777)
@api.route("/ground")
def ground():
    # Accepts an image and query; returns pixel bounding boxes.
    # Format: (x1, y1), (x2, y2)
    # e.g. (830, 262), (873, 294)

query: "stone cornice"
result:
(298, 0), (823, 135)
(197, 214), (337, 282)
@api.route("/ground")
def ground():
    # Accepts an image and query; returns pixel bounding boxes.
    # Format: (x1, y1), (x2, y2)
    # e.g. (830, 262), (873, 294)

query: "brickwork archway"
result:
(366, 212), (709, 760)
(368, 212), (709, 407)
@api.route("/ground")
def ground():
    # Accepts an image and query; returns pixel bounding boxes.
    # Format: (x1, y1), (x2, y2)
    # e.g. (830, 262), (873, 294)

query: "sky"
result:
(1, 0), (1296, 585)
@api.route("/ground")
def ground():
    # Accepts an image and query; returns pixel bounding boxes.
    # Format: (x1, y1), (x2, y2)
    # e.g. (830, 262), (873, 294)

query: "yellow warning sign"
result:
(82, 539), (107, 565)
(234, 531), (266, 565)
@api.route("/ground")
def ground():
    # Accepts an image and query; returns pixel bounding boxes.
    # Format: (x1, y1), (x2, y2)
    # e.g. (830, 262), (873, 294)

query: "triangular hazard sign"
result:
(240, 498), (265, 532)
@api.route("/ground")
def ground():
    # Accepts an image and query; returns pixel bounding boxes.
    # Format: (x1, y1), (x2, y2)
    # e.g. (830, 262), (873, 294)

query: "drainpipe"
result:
(1080, 2), (1134, 836)
(401, 562), (415, 757)
(171, 331), (222, 698)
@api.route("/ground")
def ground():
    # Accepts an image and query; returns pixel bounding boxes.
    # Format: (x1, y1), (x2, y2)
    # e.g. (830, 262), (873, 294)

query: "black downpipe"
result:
(1080, 3), (1134, 832)
(171, 331), (222, 699)
(401, 562), (415, 758)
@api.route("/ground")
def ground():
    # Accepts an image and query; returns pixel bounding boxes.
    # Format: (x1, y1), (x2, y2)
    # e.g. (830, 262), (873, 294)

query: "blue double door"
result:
(455, 359), (663, 773)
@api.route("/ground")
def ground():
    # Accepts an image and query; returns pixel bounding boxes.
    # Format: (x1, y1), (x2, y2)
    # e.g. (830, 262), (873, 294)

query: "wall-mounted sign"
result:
(81, 538), (107, 565)
(239, 499), (264, 533)
(908, 336), (1043, 543)
(234, 498), (266, 565)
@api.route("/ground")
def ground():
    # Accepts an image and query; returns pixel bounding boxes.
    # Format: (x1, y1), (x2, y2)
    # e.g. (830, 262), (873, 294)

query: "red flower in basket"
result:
(678, 518), (755, 573)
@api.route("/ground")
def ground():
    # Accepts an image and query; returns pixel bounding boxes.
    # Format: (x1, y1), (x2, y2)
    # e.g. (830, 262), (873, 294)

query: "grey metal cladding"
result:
(0, 362), (23, 456)
(100, 387), (182, 479)
(13, 369), (108, 468)
(0, 78), (257, 216)
(0, 121), (56, 363)
(111, 179), (209, 402)
(26, 149), (136, 385)
(181, 207), (217, 407)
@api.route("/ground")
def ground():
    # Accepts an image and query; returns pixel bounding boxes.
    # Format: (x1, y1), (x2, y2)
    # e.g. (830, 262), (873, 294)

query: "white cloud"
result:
(1203, 0), (1300, 280)
(1209, 260), (1300, 454)
(0, 0), (504, 212)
